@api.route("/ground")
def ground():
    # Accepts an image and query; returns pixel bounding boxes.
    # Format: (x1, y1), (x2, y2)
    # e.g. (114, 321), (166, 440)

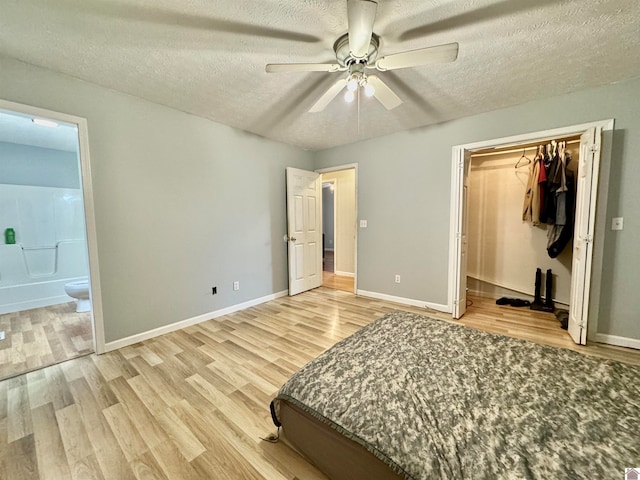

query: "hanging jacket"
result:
(548, 172), (575, 258)
(543, 150), (560, 223)
(522, 156), (542, 225)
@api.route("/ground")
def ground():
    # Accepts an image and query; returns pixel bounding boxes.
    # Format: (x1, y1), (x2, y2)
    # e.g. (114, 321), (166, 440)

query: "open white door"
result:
(568, 127), (601, 344)
(452, 149), (472, 318)
(286, 167), (323, 296)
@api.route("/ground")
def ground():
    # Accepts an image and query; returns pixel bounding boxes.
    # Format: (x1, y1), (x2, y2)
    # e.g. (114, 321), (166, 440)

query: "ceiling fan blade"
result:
(366, 75), (402, 110)
(347, 0), (378, 58)
(309, 79), (348, 113)
(374, 42), (459, 71)
(265, 63), (343, 73)
(398, 0), (561, 42)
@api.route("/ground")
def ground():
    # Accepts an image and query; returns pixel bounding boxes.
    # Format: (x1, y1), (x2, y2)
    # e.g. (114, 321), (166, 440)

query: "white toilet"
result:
(64, 278), (91, 313)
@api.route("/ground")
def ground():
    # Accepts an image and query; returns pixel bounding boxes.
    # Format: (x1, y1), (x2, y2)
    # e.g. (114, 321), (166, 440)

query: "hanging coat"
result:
(522, 157), (542, 225)
(547, 149), (574, 258)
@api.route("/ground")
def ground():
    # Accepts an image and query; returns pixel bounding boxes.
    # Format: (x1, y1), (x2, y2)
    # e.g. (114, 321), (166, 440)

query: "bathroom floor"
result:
(0, 302), (93, 380)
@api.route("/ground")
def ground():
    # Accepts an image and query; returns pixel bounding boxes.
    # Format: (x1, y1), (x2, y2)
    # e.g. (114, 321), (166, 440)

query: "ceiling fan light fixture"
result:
(364, 82), (375, 97)
(347, 77), (359, 92)
(344, 90), (355, 103)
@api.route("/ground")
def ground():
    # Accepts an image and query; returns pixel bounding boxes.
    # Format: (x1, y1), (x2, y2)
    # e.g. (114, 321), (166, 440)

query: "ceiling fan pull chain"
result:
(357, 87), (361, 135)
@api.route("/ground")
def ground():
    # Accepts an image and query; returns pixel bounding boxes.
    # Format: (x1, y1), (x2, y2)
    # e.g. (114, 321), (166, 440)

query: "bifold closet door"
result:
(453, 149), (471, 319)
(568, 127), (601, 345)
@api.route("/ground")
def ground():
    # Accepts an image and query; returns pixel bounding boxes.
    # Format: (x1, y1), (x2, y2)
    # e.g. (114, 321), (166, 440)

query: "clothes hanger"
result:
(514, 147), (532, 168)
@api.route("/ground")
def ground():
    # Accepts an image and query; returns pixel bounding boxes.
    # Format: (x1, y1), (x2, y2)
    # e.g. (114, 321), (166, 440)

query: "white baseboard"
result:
(357, 289), (450, 314)
(334, 271), (355, 278)
(593, 333), (640, 350)
(104, 290), (289, 352)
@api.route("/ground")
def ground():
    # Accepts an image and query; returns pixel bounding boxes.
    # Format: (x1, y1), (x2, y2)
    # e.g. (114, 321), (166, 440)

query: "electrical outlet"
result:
(360, 219), (368, 228)
(612, 217), (624, 230)
(395, 275), (401, 284)
(233, 281), (240, 291)
(211, 286), (217, 295)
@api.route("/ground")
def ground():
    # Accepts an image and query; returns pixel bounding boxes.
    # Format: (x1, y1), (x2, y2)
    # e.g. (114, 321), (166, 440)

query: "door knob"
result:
(289, 236), (297, 242)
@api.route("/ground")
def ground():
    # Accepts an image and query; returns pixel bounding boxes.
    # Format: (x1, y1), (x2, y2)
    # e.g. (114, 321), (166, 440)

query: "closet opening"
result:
(468, 137), (580, 336)
(449, 120), (614, 346)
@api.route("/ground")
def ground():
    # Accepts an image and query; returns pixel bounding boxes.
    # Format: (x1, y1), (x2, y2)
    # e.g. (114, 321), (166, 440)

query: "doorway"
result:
(0, 99), (104, 379)
(284, 164), (358, 296)
(449, 120), (613, 345)
(319, 166), (357, 293)
(322, 180), (336, 273)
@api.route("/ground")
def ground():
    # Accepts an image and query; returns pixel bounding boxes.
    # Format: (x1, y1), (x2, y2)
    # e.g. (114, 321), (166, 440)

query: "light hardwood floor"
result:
(322, 251), (355, 292)
(321, 271), (354, 293)
(0, 302), (93, 381)
(1, 289), (638, 480)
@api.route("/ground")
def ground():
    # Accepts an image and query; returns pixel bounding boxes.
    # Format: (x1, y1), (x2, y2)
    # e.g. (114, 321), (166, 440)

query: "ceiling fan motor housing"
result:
(333, 33), (380, 67)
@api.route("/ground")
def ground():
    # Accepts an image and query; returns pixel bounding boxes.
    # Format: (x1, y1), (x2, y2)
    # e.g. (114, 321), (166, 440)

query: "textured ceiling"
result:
(0, 0), (638, 151)
(0, 110), (78, 152)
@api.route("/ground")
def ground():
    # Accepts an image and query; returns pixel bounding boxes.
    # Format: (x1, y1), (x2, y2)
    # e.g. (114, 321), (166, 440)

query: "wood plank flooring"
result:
(1, 289), (639, 480)
(0, 303), (93, 381)
(322, 251), (354, 292)
(321, 272), (354, 293)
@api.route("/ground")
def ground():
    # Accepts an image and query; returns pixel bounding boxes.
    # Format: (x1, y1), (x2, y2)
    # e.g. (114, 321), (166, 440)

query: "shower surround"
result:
(0, 183), (89, 314)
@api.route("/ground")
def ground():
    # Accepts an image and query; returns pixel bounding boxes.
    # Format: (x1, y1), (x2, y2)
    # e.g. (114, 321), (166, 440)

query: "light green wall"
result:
(2, 53), (637, 344)
(314, 76), (640, 341)
(0, 55), (313, 343)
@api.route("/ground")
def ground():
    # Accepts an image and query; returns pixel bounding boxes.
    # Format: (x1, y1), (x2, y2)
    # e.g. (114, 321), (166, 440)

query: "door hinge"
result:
(588, 144), (599, 153)
(455, 232), (462, 239)
(583, 234), (593, 244)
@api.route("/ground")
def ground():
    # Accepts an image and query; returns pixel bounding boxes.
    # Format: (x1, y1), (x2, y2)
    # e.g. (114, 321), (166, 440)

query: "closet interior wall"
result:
(467, 136), (580, 307)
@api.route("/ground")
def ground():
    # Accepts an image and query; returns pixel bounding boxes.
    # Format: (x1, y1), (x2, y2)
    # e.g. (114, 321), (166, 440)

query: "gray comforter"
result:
(271, 311), (640, 479)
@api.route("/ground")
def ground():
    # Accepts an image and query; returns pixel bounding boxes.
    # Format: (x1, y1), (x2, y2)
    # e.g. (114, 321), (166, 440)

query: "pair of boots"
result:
(531, 268), (554, 312)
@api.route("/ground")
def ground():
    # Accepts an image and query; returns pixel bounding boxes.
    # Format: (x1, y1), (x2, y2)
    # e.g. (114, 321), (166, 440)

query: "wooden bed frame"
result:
(279, 400), (404, 480)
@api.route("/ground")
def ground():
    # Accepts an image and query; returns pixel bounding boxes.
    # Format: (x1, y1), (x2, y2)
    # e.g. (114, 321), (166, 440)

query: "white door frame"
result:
(449, 120), (614, 339)
(316, 163), (358, 293)
(0, 98), (106, 354)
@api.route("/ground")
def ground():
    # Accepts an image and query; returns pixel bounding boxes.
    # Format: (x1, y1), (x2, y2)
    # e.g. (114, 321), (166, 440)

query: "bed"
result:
(269, 311), (640, 479)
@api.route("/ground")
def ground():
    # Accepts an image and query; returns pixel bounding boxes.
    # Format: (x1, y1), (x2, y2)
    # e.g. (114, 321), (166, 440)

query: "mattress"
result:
(270, 311), (640, 479)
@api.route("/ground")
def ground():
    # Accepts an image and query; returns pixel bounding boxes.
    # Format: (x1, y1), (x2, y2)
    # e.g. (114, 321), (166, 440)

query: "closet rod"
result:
(471, 139), (580, 158)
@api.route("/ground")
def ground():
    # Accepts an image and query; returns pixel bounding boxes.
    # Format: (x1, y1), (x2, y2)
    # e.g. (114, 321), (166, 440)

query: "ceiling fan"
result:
(265, 0), (459, 113)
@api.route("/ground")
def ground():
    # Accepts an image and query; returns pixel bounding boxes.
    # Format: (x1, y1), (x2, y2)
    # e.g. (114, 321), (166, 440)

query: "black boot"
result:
(531, 268), (546, 311)
(542, 269), (555, 312)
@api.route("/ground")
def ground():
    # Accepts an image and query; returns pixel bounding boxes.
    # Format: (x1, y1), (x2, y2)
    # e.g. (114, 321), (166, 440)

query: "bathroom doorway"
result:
(0, 99), (104, 380)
